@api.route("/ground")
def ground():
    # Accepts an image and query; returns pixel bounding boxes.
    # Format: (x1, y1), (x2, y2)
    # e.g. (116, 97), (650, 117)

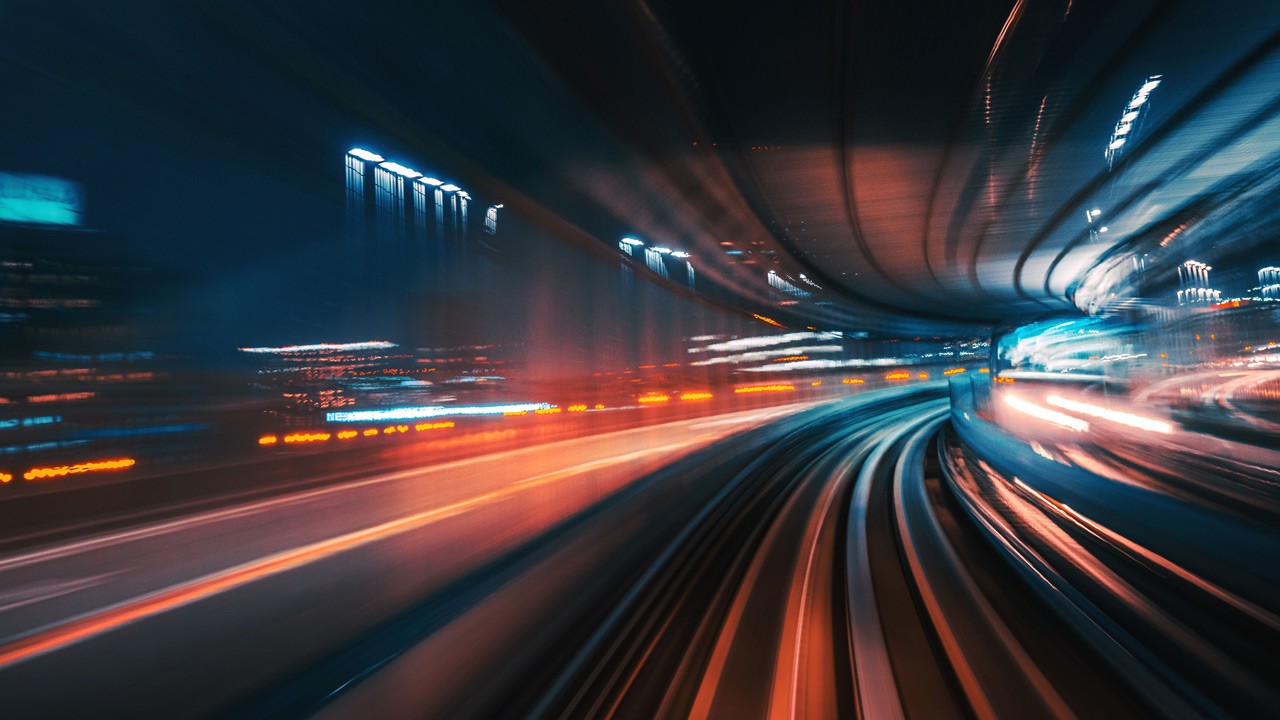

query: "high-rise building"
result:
(344, 148), (499, 290)
(1258, 266), (1280, 300)
(1177, 260), (1220, 306)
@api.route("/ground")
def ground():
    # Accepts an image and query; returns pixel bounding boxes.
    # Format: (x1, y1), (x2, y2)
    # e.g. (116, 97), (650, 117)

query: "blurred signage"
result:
(0, 172), (83, 226)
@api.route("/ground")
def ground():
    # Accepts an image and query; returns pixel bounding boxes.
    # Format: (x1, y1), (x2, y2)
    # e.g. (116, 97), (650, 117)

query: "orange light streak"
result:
(284, 432), (331, 443)
(23, 457), (135, 481)
(734, 384), (795, 394)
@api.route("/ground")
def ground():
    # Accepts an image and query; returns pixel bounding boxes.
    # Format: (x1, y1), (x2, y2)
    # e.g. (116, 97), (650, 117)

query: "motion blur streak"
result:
(0, 437), (709, 668)
(1044, 395), (1175, 434)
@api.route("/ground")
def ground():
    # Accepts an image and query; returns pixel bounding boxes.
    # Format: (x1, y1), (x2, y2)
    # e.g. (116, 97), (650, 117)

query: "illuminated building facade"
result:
(1177, 260), (1220, 306)
(343, 148), (497, 291)
(1259, 266), (1280, 300)
(0, 175), (180, 469)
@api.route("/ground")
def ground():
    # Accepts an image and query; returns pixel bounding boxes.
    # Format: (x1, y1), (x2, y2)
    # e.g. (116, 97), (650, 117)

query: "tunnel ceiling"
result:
(5, 2), (1277, 339)
(492, 0), (1280, 332)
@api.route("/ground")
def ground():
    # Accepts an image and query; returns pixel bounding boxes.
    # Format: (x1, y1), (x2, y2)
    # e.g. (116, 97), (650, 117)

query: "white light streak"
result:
(239, 341), (398, 354)
(689, 331), (839, 353)
(1044, 395), (1173, 434)
(327, 402), (552, 423)
(1003, 395), (1090, 432)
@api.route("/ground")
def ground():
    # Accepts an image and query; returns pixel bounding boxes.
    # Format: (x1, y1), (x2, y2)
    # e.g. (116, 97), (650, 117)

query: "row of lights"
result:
(258, 421), (456, 447)
(349, 148), (470, 198)
(620, 237), (692, 259)
(4, 457), (137, 483)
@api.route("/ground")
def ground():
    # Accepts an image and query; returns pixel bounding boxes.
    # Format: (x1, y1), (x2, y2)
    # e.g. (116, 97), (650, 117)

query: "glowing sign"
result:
(0, 173), (82, 226)
(0, 171), (82, 224)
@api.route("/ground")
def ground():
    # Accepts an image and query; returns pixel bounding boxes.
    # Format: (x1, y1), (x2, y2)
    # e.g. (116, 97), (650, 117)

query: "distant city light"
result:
(651, 246), (672, 254)
(1106, 74), (1161, 166)
(379, 161), (421, 179)
(239, 341), (397, 354)
(327, 402), (552, 423)
(347, 148), (384, 162)
(440, 183), (461, 192)
(620, 237), (645, 246)
(417, 176), (444, 187)
(670, 251), (691, 259)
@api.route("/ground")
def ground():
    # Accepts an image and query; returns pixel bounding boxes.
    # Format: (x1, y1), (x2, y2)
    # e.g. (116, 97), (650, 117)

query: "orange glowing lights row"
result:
(259, 422), (455, 448)
(885, 372), (911, 380)
(638, 393), (671, 404)
(534, 407), (562, 414)
(773, 355), (809, 362)
(943, 368), (967, 375)
(23, 457), (136, 481)
(567, 404), (589, 412)
(0, 471), (11, 483)
(285, 432), (331, 443)
(680, 391), (714, 401)
(842, 378), (865, 385)
(735, 384), (795, 394)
